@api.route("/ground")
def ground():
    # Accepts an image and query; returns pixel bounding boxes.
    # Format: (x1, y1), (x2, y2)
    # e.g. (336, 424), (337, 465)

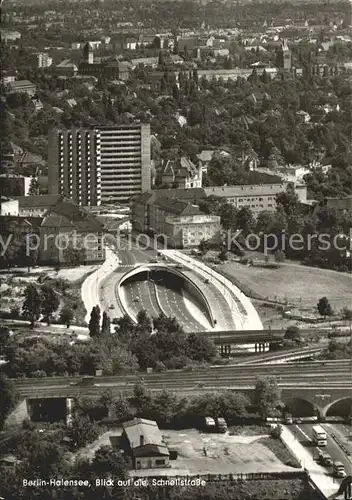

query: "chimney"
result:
(140, 435), (144, 447)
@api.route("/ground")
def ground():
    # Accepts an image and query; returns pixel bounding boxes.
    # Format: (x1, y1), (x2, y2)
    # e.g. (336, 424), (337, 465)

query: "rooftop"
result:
(153, 197), (203, 216)
(42, 199), (104, 232)
(122, 418), (169, 456)
(134, 188), (207, 206)
(204, 184), (286, 198)
(13, 194), (63, 208)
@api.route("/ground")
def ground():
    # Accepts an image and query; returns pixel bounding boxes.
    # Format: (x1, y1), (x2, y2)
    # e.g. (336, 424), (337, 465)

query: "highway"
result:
(99, 243), (231, 332)
(293, 423), (352, 484)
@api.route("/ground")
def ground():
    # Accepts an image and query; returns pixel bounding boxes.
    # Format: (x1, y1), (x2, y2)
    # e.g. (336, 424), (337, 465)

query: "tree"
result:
(276, 188), (299, 218)
(218, 249), (228, 262)
(185, 333), (217, 362)
(267, 146), (284, 169)
(198, 238), (211, 255)
(0, 373), (18, 430)
(22, 283), (42, 327)
(253, 377), (282, 419)
(271, 424), (283, 439)
(28, 176), (39, 196)
(89, 305), (101, 337)
(341, 307), (352, 321)
(115, 314), (134, 340)
(136, 309), (152, 331)
(285, 325), (300, 341)
(317, 296), (333, 318)
(112, 394), (133, 423)
(41, 284), (59, 324)
(25, 438), (67, 479)
(69, 414), (99, 448)
(64, 246), (86, 266)
(92, 445), (128, 479)
(101, 311), (111, 334)
(59, 304), (74, 327)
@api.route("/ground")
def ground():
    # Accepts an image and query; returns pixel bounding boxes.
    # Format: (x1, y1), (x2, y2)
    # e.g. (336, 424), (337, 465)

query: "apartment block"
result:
(48, 129), (101, 206)
(48, 124), (151, 206)
(98, 125), (151, 204)
(204, 183), (307, 216)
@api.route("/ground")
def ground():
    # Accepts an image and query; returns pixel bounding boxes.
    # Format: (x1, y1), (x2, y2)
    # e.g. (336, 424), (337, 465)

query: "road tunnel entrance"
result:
(120, 266), (214, 329)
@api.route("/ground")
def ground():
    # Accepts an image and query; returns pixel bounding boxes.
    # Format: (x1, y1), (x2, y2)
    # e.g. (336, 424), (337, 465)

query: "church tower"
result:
(281, 39), (291, 71)
(83, 42), (93, 64)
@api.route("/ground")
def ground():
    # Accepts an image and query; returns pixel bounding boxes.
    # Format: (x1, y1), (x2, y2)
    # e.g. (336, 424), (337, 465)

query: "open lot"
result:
(220, 261), (352, 310)
(163, 429), (295, 474)
(0, 265), (97, 324)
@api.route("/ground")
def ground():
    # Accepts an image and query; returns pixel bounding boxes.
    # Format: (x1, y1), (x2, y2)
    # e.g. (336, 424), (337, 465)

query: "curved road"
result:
(100, 244), (221, 331)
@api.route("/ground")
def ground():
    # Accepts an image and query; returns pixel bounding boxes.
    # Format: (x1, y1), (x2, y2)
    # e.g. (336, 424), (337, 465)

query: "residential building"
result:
(7, 80), (37, 97)
(132, 188), (207, 233)
(161, 157), (202, 189)
(296, 110), (311, 124)
(0, 174), (32, 197)
(204, 183), (307, 216)
(31, 97), (44, 112)
(48, 129), (101, 206)
(197, 150), (231, 174)
(0, 197), (19, 216)
(0, 196), (105, 263)
(116, 418), (170, 470)
(12, 194), (62, 217)
(37, 52), (53, 68)
(323, 196), (352, 214)
(97, 124), (151, 204)
(1, 30), (21, 43)
(40, 198), (105, 263)
(132, 191), (220, 248)
(55, 60), (78, 77)
(48, 124), (151, 205)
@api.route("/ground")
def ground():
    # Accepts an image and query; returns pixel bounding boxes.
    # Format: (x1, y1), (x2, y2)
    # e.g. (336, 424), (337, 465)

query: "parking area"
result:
(162, 429), (295, 475)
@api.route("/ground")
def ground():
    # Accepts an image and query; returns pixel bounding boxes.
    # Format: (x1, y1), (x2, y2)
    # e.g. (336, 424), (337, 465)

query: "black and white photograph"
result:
(0, 0), (351, 498)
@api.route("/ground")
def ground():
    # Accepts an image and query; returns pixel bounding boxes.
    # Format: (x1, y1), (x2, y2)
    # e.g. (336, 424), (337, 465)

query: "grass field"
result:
(220, 261), (352, 310)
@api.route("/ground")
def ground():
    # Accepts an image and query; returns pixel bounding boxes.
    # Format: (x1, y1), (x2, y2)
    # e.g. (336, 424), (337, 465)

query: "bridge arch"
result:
(118, 264), (215, 327)
(323, 397), (352, 419)
(282, 397), (317, 417)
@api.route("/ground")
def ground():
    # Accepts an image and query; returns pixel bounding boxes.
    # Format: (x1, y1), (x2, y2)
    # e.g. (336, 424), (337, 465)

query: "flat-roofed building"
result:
(48, 129), (100, 206)
(97, 124), (151, 204)
(48, 124), (151, 206)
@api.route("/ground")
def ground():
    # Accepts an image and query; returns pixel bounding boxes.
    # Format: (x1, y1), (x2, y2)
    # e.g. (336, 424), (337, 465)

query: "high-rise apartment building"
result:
(97, 124), (151, 204)
(48, 124), (151, 205)
(48, 128), (101, 206)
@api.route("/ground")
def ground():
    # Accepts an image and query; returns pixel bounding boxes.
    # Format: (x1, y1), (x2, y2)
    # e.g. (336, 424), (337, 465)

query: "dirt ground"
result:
(162, 429), (294, 475)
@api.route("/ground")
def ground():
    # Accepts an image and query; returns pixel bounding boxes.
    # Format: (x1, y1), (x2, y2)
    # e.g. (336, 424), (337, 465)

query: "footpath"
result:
(280, 426), (341, 499)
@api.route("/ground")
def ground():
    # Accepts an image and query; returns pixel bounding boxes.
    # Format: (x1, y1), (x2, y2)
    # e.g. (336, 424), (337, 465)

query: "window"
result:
(155, 459), (165, 466)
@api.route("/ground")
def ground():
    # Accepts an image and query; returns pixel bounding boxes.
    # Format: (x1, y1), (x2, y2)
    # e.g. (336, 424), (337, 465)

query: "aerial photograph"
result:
(0, 0), (351, 498)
